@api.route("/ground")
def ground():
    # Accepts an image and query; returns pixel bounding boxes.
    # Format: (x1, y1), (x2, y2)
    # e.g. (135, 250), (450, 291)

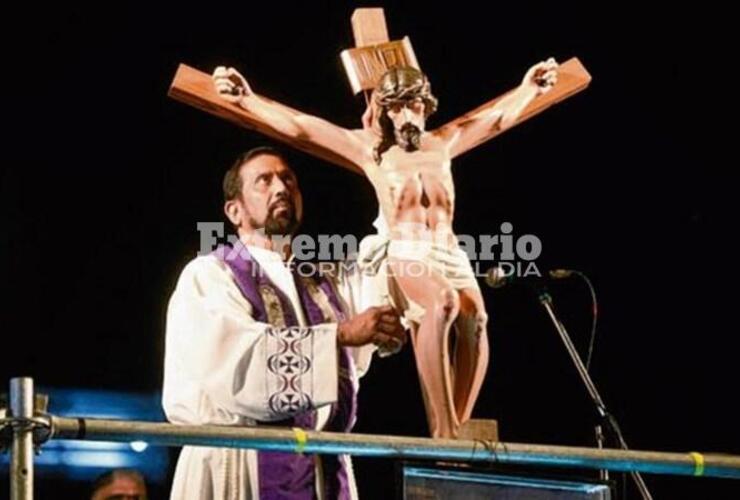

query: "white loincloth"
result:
(357, 214), (480, 325)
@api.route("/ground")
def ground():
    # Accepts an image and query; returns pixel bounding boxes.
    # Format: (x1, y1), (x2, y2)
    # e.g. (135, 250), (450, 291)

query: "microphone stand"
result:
(535, 286), (653, 500)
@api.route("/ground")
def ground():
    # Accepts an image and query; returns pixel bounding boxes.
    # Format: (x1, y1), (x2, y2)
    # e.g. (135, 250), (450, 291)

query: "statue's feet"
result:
(429, 416), (460, 439)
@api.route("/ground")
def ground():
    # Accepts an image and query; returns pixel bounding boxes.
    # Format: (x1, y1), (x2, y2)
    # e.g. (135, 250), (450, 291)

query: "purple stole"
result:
(214, 242), (357, 500)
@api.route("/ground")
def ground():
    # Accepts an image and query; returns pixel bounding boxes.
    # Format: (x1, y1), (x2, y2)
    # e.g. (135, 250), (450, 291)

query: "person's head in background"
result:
(90, 469), (148, 500)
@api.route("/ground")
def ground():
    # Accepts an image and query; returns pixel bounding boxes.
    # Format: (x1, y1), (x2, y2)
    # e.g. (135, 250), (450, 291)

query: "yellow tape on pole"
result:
(293, 427), (308, 454)
(689, 452), (705, 476)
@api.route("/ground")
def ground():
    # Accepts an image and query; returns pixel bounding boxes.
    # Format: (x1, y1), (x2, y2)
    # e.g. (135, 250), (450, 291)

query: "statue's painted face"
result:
(386, 97), (426, 152)
(373, 66), (438, 157)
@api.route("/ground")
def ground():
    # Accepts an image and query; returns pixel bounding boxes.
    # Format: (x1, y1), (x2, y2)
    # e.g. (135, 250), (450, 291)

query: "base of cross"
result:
(458, 418), (499, 441)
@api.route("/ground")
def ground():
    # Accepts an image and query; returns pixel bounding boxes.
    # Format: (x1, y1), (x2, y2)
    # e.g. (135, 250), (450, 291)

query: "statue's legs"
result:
(389, 257), (460, 438)
(452, 287), (489, 424)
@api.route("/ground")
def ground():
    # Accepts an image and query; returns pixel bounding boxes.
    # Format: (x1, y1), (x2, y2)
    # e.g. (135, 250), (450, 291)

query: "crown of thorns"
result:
(374, 66), (438, 116)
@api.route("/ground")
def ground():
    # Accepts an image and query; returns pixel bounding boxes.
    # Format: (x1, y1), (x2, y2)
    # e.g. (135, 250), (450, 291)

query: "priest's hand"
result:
(338, 305), (407, 349)
(213, 66), (253, 104)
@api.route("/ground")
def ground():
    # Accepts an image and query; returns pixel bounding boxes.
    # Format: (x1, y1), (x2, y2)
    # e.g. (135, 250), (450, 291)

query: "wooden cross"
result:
(168, 8), (591, 174)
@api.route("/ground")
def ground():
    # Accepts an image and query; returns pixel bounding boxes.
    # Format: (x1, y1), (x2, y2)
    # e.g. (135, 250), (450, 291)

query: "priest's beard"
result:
(394, 122), (422, 152)
(250, 203), (299, 237)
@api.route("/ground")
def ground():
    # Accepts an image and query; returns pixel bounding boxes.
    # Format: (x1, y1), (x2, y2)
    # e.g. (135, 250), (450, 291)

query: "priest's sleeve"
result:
(162, 256), (339, 424)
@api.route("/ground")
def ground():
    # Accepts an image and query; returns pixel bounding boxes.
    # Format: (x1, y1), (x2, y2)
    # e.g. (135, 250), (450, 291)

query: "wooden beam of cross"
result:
(437, 57), (591, 159)
(168, 8), (591, 173)
(340, 9), (419, 98)
(168, 66), (363, 175)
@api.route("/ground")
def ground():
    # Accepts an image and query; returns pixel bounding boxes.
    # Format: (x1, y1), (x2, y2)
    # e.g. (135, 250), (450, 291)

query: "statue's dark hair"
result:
(372, 66), (438, 164)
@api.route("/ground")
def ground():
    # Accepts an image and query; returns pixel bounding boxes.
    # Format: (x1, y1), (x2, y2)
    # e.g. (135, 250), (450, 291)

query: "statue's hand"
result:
(522, 57), (559, 96)
(213, 66), (253, 104)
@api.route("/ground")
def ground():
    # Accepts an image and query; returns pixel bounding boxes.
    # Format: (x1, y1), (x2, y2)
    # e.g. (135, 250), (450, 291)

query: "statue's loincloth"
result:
(357, 226), (479, 325)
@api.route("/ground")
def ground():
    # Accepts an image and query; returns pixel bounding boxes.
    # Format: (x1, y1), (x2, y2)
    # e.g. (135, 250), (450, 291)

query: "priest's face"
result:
(228, 153), (303, 236)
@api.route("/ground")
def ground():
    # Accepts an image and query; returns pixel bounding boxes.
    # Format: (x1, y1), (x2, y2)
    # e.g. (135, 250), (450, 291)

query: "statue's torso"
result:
(362, 134), (455, 237)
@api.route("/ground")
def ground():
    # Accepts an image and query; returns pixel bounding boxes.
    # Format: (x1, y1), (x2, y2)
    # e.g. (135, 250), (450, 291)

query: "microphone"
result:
(485, 266), (573, 289)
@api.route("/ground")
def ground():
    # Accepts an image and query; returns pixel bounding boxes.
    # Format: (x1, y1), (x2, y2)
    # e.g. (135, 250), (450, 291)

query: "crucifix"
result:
(169, 8), (591, 438)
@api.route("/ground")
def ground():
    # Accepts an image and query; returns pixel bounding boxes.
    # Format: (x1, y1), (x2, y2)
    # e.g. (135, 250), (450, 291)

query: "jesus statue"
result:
(212, 58), (559, 438)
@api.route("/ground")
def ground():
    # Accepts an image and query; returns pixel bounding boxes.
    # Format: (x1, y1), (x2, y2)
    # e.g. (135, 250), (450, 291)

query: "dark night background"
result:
(2, 2), (737, 498)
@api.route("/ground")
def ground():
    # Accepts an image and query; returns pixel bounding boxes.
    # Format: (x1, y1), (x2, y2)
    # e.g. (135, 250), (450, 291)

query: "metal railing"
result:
(3, 377), (740, 500)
